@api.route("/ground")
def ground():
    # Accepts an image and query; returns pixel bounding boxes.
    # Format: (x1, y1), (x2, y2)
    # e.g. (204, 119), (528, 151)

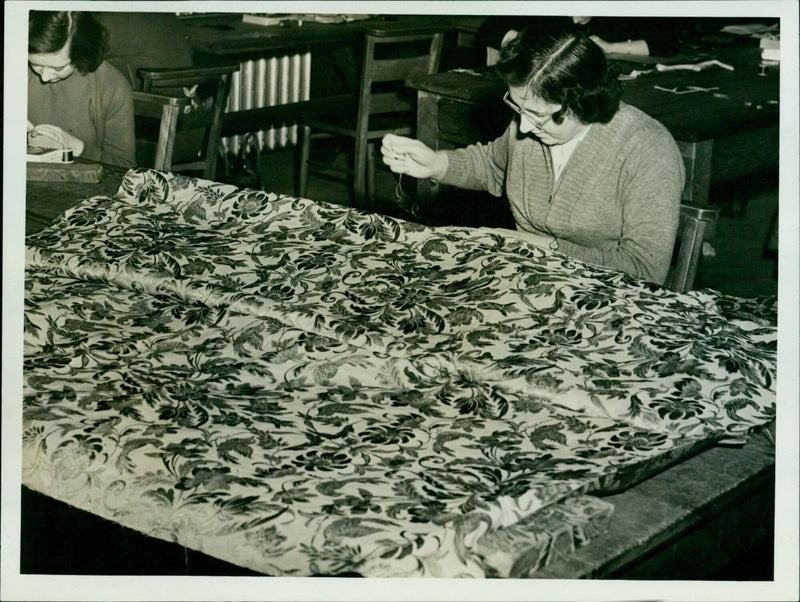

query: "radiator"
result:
(223, 52), (311, 155)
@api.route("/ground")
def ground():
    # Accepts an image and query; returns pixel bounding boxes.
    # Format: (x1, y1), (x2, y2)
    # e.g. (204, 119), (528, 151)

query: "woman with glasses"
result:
(381, 30), (685, 285)
(28, 11), (135, 167)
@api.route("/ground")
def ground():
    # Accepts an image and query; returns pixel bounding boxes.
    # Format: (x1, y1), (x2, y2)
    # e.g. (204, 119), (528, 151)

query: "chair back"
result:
(356, 27), (445, 139)
(132, 63), (238, 179)
(666, 203), (720, 292)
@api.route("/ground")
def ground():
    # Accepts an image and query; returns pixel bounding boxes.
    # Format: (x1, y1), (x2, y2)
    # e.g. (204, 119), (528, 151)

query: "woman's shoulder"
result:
(94, 61), (133, 89)
(608, 103), (678, 145)
(615, 102), (663, 127)
(585, 104), (680, 168)
(606, 104), (684, 174)
(87, 61), (135, 106)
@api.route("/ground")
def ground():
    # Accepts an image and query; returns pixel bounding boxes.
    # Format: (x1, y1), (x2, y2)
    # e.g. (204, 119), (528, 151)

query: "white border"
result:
(4, 2), (798, 601)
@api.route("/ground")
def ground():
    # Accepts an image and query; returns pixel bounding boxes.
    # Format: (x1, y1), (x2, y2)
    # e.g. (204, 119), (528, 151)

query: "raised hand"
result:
(380, 134), (448, 181)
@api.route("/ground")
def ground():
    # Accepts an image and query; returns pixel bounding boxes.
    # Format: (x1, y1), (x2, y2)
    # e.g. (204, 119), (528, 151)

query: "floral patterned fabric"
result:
(22, 169), (776, 578)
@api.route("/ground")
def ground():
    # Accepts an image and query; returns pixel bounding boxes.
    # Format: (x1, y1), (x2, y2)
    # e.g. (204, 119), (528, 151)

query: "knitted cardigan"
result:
(441, 103), (685, 284)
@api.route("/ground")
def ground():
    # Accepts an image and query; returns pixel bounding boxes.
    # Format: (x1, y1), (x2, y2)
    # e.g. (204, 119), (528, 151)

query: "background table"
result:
(185, 14), (482, 140)
(407, 46), (779, 206)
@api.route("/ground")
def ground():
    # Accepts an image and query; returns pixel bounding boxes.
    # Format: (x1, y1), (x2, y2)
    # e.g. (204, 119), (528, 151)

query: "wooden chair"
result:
(665, 204), (720, 293)
(132, 63), (238, 179)
(298, 25), (445, 207)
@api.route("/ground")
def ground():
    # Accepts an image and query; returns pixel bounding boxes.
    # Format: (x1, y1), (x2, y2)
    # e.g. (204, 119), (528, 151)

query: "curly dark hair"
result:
(494, 30), (622, 125)
(28, 11), (109, 74)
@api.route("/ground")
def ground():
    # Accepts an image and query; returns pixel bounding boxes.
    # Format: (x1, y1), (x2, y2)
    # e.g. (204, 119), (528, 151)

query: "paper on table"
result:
(656, 59), (734, 72)
(653, 85), (720, 95)
(242, 13), (372, 26)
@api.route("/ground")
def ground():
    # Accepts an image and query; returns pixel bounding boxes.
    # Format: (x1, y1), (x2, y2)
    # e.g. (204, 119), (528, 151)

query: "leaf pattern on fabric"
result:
(22, 169), (776, 577)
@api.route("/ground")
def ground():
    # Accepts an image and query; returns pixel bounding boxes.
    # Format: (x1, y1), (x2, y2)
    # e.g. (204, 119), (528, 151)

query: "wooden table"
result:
(404, 46), (779, 579)
(20, 160), (777, 581)
(407, 46), (779, 205)
(536, 424), (775, 579)
(185, 14), (481, 139)
(184, 13), (475, 57)
(19, 425), (775, 579)
(25, 160), (128, 236)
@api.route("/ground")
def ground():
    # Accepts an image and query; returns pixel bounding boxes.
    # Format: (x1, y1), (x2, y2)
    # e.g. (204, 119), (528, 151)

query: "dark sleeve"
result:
(475, 17), (523, 52)
(475, 16), (575, 51)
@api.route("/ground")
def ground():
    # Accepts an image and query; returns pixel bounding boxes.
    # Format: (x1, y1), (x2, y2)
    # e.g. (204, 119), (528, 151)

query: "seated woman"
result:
(381, 30), (685, 285)
(579, 16), (683, 57)
(28, 10), (136, 167)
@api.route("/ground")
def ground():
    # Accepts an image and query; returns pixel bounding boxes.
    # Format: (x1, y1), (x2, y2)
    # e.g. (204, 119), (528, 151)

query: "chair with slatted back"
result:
(132, 63), (238, 179)
(297, 25), (445, 207)
(665, 203), (720, 292)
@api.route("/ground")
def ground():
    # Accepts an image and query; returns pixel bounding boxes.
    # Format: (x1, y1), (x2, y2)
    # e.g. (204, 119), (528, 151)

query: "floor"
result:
(220, 143), (780, 300)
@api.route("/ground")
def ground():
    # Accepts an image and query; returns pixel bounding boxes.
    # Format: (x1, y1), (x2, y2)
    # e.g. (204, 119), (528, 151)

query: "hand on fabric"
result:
(381, 134), (448, 181)
(27, 124), (85, 156)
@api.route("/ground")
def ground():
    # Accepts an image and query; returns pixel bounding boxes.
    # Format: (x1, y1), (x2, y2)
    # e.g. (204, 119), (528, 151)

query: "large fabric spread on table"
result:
(22, 169), (776, 578)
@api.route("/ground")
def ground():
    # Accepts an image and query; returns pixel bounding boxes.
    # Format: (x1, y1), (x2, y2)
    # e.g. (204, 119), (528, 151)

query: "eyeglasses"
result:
(502, 91), (561, 127)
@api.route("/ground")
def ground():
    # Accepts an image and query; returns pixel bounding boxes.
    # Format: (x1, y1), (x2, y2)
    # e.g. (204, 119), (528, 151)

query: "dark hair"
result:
(28, 11), (109, 74)
(494, 30), (621, 125)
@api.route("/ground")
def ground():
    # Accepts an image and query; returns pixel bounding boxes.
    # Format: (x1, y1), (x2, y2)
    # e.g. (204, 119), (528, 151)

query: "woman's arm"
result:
(590, 36), (650, 56)
(383, 123), (513, 198)
(438, 123), (513, 197)
(98, 65), (136, 167)
(589, 17), (682, 57)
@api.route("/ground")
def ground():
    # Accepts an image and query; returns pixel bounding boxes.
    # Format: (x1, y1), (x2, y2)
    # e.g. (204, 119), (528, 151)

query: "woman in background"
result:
(476, 16), (683, 65)
(382, 30), (685, 285)
(28, 10), (135, 167)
